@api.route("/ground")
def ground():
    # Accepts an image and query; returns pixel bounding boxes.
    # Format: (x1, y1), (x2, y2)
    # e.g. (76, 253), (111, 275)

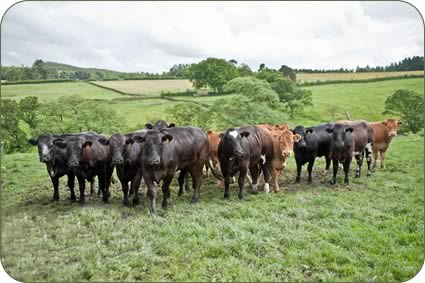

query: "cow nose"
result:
(40, 157), (49, 163)
(148, 158), (160, 165)
(69, 161), (79, 168)
(235, 149), (244, 157)
(389, 132), (396, 137)
(113, 158), (124, 165)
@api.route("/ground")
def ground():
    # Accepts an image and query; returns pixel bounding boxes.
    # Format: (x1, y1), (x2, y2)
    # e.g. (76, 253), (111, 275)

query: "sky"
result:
(1, 1), (423, 73)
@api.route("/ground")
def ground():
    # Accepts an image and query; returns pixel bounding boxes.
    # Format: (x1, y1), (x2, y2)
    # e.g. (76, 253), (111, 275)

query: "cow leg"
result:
(161, 175), (173, 209)
(295, 161), (302, 183)
(372, 146), (379, 169)
(77, 175), (86, 206)
(249, 164), (259, 194)
(98, 173), (108, 203)
(365, 146), (372, 177)
(184, 172), (190, 193)
(343, 159), (351, 185)
(103, 167), (113, 202)
(330, 159), (338, 185)
(190, 167), (204, 204)
(122, 181), (130, 206)
(51, 176), (60, 201)
(307, 159), (315, 184)
(272, 168), (280, 192)
(145, 179), (157, 214)
(223, 172), (231, 200)
(324, 156), (331, 175)
(355, 152), (364, 178)
(130, 170), (143, 205)
(67, 173), (76, 202)
(380, 150), (386, 169)
(177, 169), (186, 197)
(89, 179), (96, 197)
(238, 166), (248, 200)
(261, 162), (271, 193)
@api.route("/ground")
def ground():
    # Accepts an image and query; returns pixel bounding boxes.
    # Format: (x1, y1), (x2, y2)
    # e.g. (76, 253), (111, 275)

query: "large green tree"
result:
(271, 79), (313, 118)
(383, 89), (424, 134)
(188, 58), (238, 93)
(0, 99), (28, 153)
(257, 68), (283, 84)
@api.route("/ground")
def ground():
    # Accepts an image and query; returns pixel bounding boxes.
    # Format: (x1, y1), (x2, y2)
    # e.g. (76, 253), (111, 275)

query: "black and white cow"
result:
(218, 126), (274, 200)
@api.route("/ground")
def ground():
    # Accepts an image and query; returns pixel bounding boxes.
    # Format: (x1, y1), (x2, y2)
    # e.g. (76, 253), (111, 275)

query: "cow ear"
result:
(291, 129), (295, 135)
(219, 133), (224, 139)
(326, 128), (333, 133)
(398, 121), (403, 125)
(345, 127), (354, 133)
(145, 123), (154, 129)
(98, 137), (110, 146)
(382, 121), (388, 126)
(168, 123), (176, 128)
(162, 134), (173, 143)
(133, 135), (145, 143)
(53, 139), (67, 149)
(82, 141), (93, 148)
(306, 128), (314, 134)
(293, 134), (302, 142)
(207, 130), (213, 135)
(28, 138), (38, 145)
(240, 131), (250, 138)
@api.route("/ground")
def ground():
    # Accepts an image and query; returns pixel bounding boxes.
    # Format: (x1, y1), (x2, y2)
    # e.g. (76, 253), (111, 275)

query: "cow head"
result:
(221, 128), (250, 158)
(53, 137), (92, 170)
(291, 126), (312, 149)
(382, 119), (402, 138)
(145, 120), (176, 130)
(132, 130), (173, 166)
(28, 134), (55, 163)
(98, 134), (126, 166)
(326, 124), (353, 150)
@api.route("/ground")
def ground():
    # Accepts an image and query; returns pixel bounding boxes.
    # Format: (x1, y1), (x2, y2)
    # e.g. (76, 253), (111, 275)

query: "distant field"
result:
(91, 79), (193, 95)
(297, 70), (423, 82)
(0, 81), (128, 101)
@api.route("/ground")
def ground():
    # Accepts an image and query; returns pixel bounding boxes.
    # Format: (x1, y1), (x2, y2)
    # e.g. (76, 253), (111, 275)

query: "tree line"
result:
(295, 56), (424, 73)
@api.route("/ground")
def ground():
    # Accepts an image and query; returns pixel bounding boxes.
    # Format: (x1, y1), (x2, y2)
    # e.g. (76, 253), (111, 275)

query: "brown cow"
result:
(269, 129), (301, 192)
(207, 130), (222, 171)
(258, 123), (289, 132)
(369, 119), (402, 169)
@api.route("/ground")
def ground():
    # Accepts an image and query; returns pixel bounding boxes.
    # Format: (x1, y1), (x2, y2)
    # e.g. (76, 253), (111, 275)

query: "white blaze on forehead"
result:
(41, 144), (49, 155)
(229, 130), (238, 138)
(260, 154), (266, 164)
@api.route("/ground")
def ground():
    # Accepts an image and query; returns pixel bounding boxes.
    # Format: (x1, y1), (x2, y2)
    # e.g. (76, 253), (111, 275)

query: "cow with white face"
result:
(218, 126), (274, 200)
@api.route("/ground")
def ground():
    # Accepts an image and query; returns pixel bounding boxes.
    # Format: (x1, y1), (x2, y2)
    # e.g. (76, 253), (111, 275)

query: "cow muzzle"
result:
(389, 132), (397, 137)
(40, 156), (49, 163)
(68, 161), (79, 169)
(148, 158), (160, 166)
(112, 158), (124, 165)
(234, 149), (244, 158)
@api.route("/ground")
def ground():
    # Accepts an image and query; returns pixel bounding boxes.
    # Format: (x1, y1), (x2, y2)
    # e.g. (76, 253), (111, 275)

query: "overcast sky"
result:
(1, 1), (423, 72)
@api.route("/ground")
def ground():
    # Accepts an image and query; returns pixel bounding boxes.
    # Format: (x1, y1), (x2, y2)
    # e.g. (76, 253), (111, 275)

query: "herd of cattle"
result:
(28, 118), (401, 213)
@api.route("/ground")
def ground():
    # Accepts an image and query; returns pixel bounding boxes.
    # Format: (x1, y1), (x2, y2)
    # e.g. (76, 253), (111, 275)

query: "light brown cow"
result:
(207, 130), (222, 171)
(369, 119), (402, 168)
(269, 130), (301, 192)
(258, 124), (301, 192)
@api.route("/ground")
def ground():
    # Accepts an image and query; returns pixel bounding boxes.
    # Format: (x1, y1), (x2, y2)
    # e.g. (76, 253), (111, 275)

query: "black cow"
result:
(53, 134), (113, 205)
(292, 122), (335, 183)
(339, 120), (374, 178)
(98, 130), (147, 206)
(129, 127), (208, 213)
(218, 126), (274, 200)
(326, 124), (354, 185)
(28, 133), (96, 201)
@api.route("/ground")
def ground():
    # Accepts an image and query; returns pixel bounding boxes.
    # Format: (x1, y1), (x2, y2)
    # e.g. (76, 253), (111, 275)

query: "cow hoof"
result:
(367, 171), (371, 177)
(307, 179), (312, 184)
(178, 191), (183, 197)
(161, 202), (168, 209)
(150, 207), (157, 214)
(133, 198), (140, 205)
(295, 178), (301, 184)
(123, 199), (130, 207)
(224, 194), (230, 200)
(70, 196), (76, 202)
(330, 180), (336, 185)
(78, 201), (85, 207)
(238, 194), (244, 201)
(274, 189), (280, 193)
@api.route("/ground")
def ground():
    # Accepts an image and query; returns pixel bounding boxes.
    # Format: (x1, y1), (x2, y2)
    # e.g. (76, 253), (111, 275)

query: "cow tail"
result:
(207, 153), (223, 181)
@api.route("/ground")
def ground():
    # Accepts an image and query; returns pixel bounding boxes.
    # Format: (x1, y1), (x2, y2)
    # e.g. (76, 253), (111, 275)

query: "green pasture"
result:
(0, 77), (424, 281)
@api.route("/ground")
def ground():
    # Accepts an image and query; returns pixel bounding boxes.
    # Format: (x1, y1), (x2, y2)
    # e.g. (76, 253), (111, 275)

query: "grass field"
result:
(91, 79), (193, 96)
(297, 70), (423, 82)
(1, 76), (424, 281)
(0, 81), (129, 102)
